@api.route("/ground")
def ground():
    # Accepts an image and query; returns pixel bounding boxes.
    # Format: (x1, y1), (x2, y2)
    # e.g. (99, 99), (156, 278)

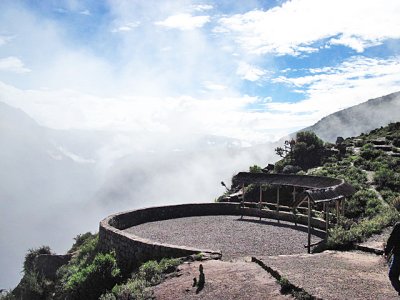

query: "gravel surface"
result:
(124, 215), (324, 260)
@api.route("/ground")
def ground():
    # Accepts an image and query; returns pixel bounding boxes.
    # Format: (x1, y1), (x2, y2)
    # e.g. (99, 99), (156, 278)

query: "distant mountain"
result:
(302, 91), (400, 142)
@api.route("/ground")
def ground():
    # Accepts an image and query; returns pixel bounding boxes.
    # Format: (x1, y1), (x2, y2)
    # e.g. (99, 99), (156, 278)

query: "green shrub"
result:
(68, 232), (96, 254)
(360, 143), (381, 160)
(274, 159), (286, 173)
(380, 189), (400, 205)
(327, 207), (399, 249)
(99, 258), (181, 300)
(374, 167), (400, 191)
(138, 258), (181, 285)
(23, 246), (52, 274)
(365, 197), (383, 217)
(344, 190), (381, 219)
(64, 252), (121, 300)
(0, 291), (16, 300)
(249, 165), (263, 173)
(278, 277), (291, 294)
(393, 196), (400, 211)
(12, 271), (53, 300)
(111, 278), (150, 300)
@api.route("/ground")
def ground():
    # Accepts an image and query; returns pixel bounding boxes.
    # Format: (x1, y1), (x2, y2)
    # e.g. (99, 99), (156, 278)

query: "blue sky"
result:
(1, 0), (400, 143)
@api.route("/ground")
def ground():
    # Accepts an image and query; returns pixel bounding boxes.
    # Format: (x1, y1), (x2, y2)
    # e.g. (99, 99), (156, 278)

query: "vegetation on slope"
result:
(220, 122), (400, 251)
(1, 232), (181, 300)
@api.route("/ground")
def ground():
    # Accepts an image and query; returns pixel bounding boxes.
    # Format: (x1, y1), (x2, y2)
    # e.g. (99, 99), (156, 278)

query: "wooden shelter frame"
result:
(235, 173), (355, 253)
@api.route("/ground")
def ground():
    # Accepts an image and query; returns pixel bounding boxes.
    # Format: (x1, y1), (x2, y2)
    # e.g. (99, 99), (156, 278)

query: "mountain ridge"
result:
(301, 91), (400, 142)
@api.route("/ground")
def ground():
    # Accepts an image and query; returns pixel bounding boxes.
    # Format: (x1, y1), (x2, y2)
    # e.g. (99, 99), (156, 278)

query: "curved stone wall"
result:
(99, 203), (326, 271)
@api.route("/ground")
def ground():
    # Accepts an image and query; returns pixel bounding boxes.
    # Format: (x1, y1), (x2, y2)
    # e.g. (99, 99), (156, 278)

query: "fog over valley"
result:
(0, 102), (277, 288)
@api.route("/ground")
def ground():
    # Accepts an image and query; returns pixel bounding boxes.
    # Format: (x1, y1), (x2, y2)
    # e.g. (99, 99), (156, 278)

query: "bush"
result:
(374, 167), (400, 191)
(393, 196), (400, 211)
(326, 207), (399, 249)
(99, 258), (181, 300)
(110, 278), (150, 300)
(360, 143), (381, 160)
(344, 190), (381, 219)
(380, 189), (400, 205)
(274, 160), (286, 173)
(249, 165), (263, 173)
(23, 246), (52, 274)
(291, 131), (325, 170)
(64, 252), (121, 300)
(282, 165), (301, 174)
(138, 258), (181, 285)
(68, 232), (96, 254)
(0, 290), (16, 300)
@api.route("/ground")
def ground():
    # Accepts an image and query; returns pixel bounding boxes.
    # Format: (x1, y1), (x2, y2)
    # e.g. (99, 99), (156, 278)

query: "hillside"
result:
(302, 91), (400, 142)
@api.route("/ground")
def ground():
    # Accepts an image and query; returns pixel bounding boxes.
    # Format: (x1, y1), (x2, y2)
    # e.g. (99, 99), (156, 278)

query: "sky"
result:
(0, 0), (399, 144)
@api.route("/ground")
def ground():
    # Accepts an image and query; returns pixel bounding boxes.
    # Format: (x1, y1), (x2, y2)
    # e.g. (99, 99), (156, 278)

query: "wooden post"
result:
(276, 186), (280, 223)
(307, 196), (311, 254)
(293, 186), (297, 226)
(342, 198), (346, 215)
(336, 200), (340, 220)
(259, 185), (262, 220)
(325, 202), (329, 240)
(241, 184), (245, 220)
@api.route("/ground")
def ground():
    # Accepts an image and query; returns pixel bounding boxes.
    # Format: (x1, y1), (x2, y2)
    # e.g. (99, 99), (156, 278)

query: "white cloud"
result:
(0, 35), (13, 46)
(236, 61), (267, 81)
(111, 22), (140, 33)
(0, 80), (304, 144)
(79, 9), (91, 16)
(268, 55), (400, 118)
(0, 56), (31, 73)
(192, 4), (213, 12)
(216, 0), (400, 55)
(203, 81), (227, 91)
(155, 13), (210, 30)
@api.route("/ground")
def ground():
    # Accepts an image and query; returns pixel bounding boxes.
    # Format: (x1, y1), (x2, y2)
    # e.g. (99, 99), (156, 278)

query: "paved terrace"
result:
(124, 215), (324, 260)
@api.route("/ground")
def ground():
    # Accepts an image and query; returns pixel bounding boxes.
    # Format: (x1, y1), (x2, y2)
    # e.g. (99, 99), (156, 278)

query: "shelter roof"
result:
(232, 172), (355, 203)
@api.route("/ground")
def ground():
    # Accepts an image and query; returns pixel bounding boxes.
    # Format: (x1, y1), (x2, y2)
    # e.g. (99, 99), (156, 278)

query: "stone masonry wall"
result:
(99, 202), (326, 272)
